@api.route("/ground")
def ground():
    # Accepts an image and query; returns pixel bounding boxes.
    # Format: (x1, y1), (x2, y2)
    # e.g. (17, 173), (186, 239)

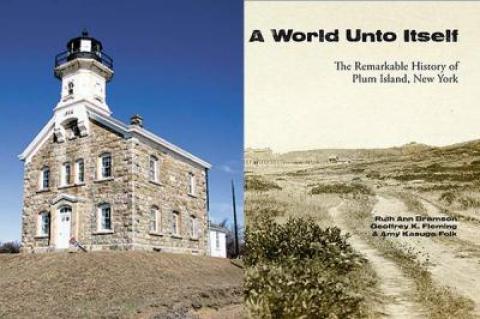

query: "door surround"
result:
(49, 194), (83, 249)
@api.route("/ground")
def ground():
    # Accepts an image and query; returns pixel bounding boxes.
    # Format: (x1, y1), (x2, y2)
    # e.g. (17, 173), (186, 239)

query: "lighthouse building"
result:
(19, 32), (211, 254)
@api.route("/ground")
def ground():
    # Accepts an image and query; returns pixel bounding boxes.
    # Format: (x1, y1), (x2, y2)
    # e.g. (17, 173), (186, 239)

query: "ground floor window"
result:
(190, 215), (199, 239)
(98, 204), (112, 231)
(172, 211), (180, 236)
(150, 206), (160, 233)
(38, 211), (50, 236)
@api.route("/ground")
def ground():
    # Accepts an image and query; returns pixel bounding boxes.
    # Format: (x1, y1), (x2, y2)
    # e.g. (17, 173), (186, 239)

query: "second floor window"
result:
(62, 163), (71, 186)
(41, 167), (50, 189)
(188, 173), (196, 195)
(76, 159), (84, 183)
(100, 154), (112, 178)
(149, 156), (158, 181)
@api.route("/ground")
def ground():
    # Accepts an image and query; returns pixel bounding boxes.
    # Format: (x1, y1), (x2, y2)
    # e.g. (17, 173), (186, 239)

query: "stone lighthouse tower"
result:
(19, 32), (211, 253)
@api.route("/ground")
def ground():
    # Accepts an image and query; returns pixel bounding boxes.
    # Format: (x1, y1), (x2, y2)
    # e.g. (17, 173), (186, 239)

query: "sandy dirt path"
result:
(191, 304), (244, 319)
(418, 198), (480, 248)
(330, 204), (425, 319)
(373, 195), (480, 313)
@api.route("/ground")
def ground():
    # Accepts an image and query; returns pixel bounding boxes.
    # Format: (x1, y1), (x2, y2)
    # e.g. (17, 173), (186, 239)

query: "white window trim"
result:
(172, 211), (181, 236)
(188, 173), (196, 196)
(149, 156), (158, 182)
(98, 153), (113, 180)
(97, 203), (113, 232)
(189, 215), (199, 239)
(150, 207), (161, 233)
(39, 167), (50, 190)
(61, 162), (71, 186)
(75, 159), (85, 184)
(37, 211), (50, 237)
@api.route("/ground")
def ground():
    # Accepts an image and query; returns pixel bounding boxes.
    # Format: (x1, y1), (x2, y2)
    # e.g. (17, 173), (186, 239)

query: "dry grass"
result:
(0, 251), (243, 319)
(245, 187), (339, 229)
(310, 183), (372, 196)
(390, 191), (427, 214)
(244, 175), (281, 192)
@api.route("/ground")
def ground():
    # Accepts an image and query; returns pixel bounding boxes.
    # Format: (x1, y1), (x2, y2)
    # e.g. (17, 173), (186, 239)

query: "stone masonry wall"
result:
(130, 135), (209, 255)
(22, 118), (209, 255)
(22, 120), (133, 252)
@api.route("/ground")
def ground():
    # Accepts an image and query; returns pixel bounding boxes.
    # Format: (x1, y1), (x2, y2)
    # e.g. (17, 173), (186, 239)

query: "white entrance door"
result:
(56, 206), (72, 249)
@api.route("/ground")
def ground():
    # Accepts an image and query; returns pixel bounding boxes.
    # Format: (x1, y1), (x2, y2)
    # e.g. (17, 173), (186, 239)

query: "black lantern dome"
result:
(55, 30), (113, 70)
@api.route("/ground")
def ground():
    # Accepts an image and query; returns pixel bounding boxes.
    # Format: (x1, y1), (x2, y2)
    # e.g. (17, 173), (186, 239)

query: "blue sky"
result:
(0, 0), (243, 242)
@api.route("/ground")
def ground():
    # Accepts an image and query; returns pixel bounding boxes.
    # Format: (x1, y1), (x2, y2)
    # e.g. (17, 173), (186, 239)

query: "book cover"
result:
(245, 1), (480, 318)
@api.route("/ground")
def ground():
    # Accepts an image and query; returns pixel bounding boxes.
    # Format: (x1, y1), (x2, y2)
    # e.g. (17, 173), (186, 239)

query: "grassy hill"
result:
(278, 142), (433, 163)
(0, 252), (243, 319)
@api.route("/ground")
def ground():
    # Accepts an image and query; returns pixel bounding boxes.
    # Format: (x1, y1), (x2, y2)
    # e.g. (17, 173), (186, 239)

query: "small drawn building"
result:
(328, 155), (339, 163)
(245, 147), (281, 167)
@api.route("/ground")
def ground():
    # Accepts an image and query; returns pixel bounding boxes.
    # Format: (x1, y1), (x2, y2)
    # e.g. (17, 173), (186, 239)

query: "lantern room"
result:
(54, 30), (113, 76)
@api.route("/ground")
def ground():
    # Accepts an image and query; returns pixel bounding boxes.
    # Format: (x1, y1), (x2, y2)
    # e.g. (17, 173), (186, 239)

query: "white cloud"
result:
(219, 164), (236, 173)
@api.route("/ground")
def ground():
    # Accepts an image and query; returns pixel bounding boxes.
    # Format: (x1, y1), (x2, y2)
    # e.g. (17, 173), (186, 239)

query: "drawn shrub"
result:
(244, 216), (367, 318)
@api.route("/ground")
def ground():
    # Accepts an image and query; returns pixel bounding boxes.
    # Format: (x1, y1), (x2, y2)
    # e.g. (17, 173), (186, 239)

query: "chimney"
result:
(130, 114), (143, 127)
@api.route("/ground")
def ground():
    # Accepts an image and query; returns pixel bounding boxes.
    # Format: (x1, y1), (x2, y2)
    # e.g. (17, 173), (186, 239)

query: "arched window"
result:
(76, 159), (84, 183)
(59, 206), (72, 214)
(150, 206), (160, 233)
(97, 203), (112, 231)
(99, 153), (112, 179)
(172, 211), (180, 236)
(40, 167), (50, 190)
(37, 211), (50, 236)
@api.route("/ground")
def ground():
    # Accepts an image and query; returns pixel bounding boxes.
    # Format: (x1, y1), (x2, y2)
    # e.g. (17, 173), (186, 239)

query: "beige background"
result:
(245, 1), (480, 152)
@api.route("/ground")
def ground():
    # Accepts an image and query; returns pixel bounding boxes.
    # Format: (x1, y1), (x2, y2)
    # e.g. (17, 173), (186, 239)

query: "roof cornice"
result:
(128, 126), (212, 169)
(89, 110), (211, 169)
(18, 118), (55, 162)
